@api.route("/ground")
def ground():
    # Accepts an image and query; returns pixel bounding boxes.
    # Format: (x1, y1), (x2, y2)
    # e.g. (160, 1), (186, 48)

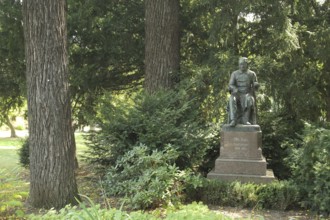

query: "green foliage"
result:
(85, 88), (219, 173)
(194, 179), (299, 211)
(256, 181), (299, 210)
(105, 144), (202, 209)
(18, 138), (29, 168)
(28, 196), (229, 220)
(292, 123), (330, 215)
(14, 124), (24, 130)
(85, 87), (220, 209)
(258, 111), (304, 179)
(28, 204), (128, 220)
(0, 0), (25, 125)
(67, 0), (144, 128)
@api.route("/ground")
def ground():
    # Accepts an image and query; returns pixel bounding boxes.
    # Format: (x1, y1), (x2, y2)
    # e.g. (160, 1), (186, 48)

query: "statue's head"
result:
(239, 57), (248, 72)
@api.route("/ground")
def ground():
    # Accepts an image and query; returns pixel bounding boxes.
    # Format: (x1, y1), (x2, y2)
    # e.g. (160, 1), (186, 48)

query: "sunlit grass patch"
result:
(0, 137), (25, 170)
(0, 168), (29, 218)
(75, 132), (89, 160)
(0, 149), (21, 170)
(0, 137), (24, 147)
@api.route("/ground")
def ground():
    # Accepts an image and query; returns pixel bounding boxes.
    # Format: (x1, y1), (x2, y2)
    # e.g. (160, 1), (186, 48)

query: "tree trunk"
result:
(22, 0), (79, 209)
(326, 96), (330, 122)
(144, 0), (180, 93)
(5, 115), (17, 138)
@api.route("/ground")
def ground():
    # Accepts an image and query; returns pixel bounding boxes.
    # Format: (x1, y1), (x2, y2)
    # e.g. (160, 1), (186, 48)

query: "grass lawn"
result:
(75, 132), (89, 160)
(0, 137), (25, 147)
(0, 137), (25, 170)
(0, 149), (21, 170)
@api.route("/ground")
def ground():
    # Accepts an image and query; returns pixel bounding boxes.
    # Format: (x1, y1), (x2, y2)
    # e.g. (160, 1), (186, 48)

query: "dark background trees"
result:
(0, 0), (25, 137)
(67, 0), (145, 128)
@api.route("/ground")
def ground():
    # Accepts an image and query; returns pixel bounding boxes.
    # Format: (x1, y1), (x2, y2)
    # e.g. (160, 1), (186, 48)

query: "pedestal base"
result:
(207, 124), (276, 183)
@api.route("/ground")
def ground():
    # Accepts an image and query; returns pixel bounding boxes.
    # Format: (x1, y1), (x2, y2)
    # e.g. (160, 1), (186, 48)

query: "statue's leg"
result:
(243, 109), (251, 125)
(242, 94), (254, 125)
(229, 95), (237, 126)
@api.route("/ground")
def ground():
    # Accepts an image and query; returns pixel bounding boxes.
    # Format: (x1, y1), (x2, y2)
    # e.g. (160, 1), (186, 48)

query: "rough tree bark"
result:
(22, 0), (79, 209)
(144, 0), (180, 93)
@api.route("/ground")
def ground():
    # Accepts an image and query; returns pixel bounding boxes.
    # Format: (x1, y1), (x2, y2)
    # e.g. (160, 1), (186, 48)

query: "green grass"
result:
(27, 200), (234, 220)
(0, 168), (29, 218)
(0, 137), (25, 170)
(0, 149), (21, 170)
(0, 137), (25, 147)
(75, 132), (89, 160)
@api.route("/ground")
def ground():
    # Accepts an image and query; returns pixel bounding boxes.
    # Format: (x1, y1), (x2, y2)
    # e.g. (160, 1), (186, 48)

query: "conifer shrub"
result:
(84, 87), (219, 209)
(85, 88), (219, 173)
(292, 123), (330, 215)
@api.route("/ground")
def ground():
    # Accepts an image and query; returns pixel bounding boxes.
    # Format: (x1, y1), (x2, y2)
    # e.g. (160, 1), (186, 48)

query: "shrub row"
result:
(188, 179), (300, 211)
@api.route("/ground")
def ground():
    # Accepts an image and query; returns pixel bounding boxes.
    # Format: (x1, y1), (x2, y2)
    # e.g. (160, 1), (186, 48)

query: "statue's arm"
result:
(252, 72), (259, 90)
(229, 72), (238, 93)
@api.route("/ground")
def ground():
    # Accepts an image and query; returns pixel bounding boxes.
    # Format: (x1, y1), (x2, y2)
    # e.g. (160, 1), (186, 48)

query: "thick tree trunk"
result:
(325, 62), (330, 122)
(326, 96), (330, 122)
(23, 0), (79, 209)
(144, 0), (180, 93)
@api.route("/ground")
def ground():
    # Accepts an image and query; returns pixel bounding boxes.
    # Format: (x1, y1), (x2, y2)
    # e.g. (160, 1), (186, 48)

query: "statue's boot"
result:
(229, 120), (236, 127)
(229, 96), (237, 127)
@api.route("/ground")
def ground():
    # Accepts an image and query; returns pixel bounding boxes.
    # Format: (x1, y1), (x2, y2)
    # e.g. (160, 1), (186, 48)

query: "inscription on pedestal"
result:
(220, 129), (262, 160)
(232, 137), (249, 151)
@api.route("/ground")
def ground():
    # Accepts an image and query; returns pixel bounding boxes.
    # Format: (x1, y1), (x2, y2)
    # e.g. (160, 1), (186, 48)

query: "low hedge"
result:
(187, 179), (300, 211)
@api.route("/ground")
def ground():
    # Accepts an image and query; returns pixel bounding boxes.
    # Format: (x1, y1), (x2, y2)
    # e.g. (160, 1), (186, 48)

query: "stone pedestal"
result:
(207, 124), (275, 183)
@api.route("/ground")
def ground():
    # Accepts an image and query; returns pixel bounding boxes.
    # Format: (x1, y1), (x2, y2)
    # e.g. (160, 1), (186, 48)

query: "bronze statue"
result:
(228, 57), (259, 127)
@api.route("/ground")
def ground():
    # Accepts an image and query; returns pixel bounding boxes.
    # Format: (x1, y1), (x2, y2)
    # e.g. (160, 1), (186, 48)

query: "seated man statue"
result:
(228, 57), (259, 127)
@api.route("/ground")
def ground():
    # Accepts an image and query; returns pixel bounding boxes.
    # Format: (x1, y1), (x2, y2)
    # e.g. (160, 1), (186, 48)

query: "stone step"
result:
(207, 170), (276, 184)
(214, 158), (267, 175)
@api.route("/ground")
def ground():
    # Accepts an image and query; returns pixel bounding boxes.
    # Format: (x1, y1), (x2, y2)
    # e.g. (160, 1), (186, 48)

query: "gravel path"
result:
(0, 146), (18, 149)
(210, 206), (314, 219)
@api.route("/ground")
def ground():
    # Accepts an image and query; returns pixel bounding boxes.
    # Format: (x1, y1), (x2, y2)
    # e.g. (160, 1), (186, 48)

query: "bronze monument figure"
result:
(228, 57), (259, 127)
(207, 57), (275, 183)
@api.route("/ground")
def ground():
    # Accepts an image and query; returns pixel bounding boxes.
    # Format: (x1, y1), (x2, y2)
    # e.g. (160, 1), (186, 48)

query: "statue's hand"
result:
(254, 82), (259, 90)
(232, 88), (238, 94)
